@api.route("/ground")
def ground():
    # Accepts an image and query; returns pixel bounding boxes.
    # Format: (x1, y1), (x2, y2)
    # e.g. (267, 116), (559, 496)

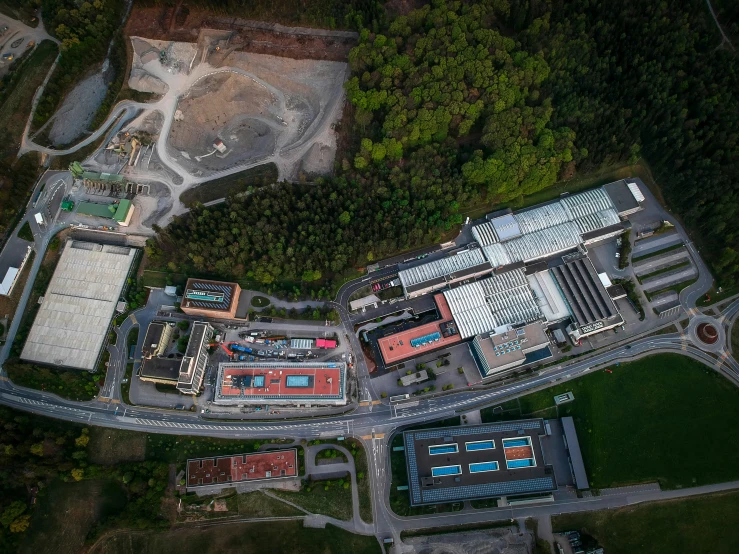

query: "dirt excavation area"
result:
(404, 527), (534, 554)
(127, 35), (349, 180)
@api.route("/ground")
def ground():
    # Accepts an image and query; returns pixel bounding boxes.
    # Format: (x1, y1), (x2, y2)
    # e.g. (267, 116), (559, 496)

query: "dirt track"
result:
(125, 6), (357, 62)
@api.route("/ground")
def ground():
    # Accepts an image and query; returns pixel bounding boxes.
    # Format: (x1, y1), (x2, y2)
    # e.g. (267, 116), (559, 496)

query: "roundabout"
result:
(687, 315), (726, 353)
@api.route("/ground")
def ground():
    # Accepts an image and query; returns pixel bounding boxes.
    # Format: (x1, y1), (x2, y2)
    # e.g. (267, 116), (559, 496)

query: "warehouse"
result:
(214, 361), (347, 406)
(443, 269), (541, 340)
(181, 278), (241, 320)
(469, 322), (552, 379)
(403, 420), (556, 506)
(398, 249), (493, 299)
(21, 241), (136, 371)
(603, 179), (645, 217)
(549, 254), (624, 341)
(471, 187), (628, 267)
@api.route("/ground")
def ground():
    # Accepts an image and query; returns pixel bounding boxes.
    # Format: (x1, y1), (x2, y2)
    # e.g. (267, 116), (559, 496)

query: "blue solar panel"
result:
(431, 465), (461, 477)
(421, 477), (555, 503)
(286, 375), (310, 387)
(410, 331), (441, 348)
(414, 421), (542, 440)
(507, 459), (535, 468)
(469, 461), (499, 473)
(429, 444), (458, 455)
(466, 441), (494, 451)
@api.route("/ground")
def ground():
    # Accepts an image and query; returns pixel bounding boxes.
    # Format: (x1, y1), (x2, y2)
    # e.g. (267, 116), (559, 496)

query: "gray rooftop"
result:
(21, 241), (136, 370)
(604, 179), (642, 215)
(561, 416), (589, 490)
(404, 420), (556, 506)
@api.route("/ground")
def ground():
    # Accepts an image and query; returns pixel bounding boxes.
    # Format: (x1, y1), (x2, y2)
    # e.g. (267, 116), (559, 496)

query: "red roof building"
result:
(187, 449), (298, 487)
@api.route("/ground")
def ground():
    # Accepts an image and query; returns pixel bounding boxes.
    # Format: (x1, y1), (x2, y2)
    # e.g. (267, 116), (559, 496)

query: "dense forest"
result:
(150, 0), (738, 289)
(150, 1), (577, 290)
(31, 0), (125, 130)
(137, 0), (387, 31)
(511, 0), (739, 284)
(0, 408), (168, 552)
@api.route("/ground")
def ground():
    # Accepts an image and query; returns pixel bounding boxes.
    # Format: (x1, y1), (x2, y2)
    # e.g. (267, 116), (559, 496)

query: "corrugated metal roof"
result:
(443, 269), (541, 339)
(399, 249), (489, 289)
(627, 182), (645, 202)
(472, 222), (499, 246)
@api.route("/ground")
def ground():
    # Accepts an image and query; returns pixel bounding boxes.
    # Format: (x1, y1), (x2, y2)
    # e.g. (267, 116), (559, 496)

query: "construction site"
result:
(54, 23), (350, 236)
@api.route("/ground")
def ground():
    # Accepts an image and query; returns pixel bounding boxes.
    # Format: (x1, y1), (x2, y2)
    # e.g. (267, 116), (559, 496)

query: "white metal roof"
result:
(560, 188), (614, 219)
(444, 269), (541, 339)
(471, 222), (499, 246)
(490, 213), (521, 241)
(514, 202), (569, 234)
(0, 267), (19, 295)
(627, 182), (645, 202)
(475, 188), (622, 266)
(573, 208), (620, 235)
(481, 243), (511, 267)
(398, 249), (488, 289)
(21, 241), (136, 370)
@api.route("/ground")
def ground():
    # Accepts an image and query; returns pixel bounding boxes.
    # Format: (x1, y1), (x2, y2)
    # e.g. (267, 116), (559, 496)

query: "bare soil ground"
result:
(404, 528), (532, 554)
(125, 6), (356, 62)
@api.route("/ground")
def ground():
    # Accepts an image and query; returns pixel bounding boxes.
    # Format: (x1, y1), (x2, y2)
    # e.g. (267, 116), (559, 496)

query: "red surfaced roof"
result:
(187, 449), (297, 486)
(219, 366), (342, 397)
(378, 294), (461, 365)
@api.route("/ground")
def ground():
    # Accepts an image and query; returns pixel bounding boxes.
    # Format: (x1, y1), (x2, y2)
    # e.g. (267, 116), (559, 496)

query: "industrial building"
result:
(469, 322), (552, 379)
(76, 199), (135, 227)
(0, 244), (32, 296)
(549, 254), (624, 341)
(403, 420), (557, 506)
(376, 294), (461, 367)
(398, 249), (493, 299)
(21, 241), (137, 370)
(181, 278), (241, 320)
(187, 448), (297, 488)
(214, 361), (347, 406)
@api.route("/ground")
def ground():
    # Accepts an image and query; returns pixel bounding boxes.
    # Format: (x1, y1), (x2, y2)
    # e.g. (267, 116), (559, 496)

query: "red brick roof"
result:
(219, 365), (342, 398)
(187, 449), (297, 487)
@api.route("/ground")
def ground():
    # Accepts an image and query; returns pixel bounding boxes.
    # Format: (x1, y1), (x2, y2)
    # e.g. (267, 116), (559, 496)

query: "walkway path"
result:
(705, 0), (735, 51)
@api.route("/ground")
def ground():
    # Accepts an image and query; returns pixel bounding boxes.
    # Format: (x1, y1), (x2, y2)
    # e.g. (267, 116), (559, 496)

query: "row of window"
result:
(431, 461), (499, 477)
(428, 440), (495, 455)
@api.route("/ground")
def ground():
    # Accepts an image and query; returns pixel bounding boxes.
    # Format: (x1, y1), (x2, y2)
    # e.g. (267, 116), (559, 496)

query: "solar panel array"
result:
(421, 476), (555, 503)
(410, 331), (441, 348)
(413, 420), (541, 440)
(186, 281), (233, 310)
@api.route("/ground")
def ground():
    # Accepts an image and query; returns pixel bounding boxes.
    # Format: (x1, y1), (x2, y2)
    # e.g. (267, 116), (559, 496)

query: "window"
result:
(429, 443), (459, 455)
(431, 465), (462, 477)
(465, 440), (495, 451)
(469, 461), (499, 473)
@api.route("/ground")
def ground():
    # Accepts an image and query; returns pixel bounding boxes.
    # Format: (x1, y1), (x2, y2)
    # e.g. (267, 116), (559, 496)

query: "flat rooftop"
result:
(549, 254), (622, 332)
(472, 323), (551, 375)
(21, 241), (136, 370)
(182, 278), (238, 313)
(187, 449), (297, 487)
(377, 294), (461, 365)
(140, 357), (180, 382)
(404, 420), (555, 506)
(604, 179), (642, 214)
(215, 362), (346, 404)
(142, 321), (167, 358)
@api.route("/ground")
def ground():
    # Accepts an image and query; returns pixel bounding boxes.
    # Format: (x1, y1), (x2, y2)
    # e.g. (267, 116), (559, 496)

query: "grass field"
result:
(480, 354), (739, 489)
(552, 491), (739, 554)
(251, 295), (271, 307)
(346, 439), (373, 524)
(90, 521), (379, 554)
(19, 480), (126, 554)
(179, 163), (278, 206)
(272, 477), (354, 521)
(0, 40), (57, 159)
(17, 220), (33, 241)
(236, 491), (304, 518)
(89, 427), (147, 465)
(732, 321), (739, 353)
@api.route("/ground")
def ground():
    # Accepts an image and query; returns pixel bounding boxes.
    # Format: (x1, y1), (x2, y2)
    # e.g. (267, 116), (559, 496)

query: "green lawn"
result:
(251, 295), (271, 307)
(271, 478), (354, 521)
(91, 521), (379, 554)
(236, 491), (304, 518)
(179, 163), (278, 206)
(16, 221), (33, 241)
(732, 321), (739, 353)
(552, 491), (739, 554)
(481, 354), (739, 489)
